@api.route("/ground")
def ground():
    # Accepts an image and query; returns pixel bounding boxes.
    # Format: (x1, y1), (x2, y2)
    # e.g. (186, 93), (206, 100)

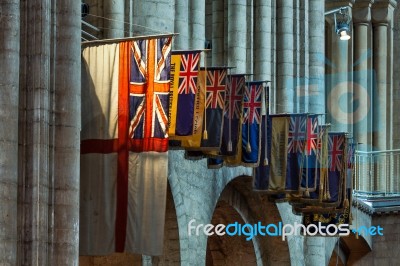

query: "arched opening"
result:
(206, 200), (257, 266)
(206, 175), (291, 265)
(327, 233), (372, 266)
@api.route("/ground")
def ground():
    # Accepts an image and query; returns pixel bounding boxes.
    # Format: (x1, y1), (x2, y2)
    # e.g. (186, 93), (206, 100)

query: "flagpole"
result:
(227, 72), (232, 152)
(203, 50), (208, 140)
(81, 33), (179, 46)
(263, 82), (269, 166)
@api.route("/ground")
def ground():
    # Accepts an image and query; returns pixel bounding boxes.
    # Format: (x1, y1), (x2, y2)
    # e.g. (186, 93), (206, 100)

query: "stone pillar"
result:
(393, 0), (400, 149)
(0, 1), (20, 265)
(174, 0), (189, 49)
(295, 1), (309, 113)
(18, 0), (51, 264)
(254, 0), (272, 81)
(304, 237), (325, 266)
(124, 0), (134, 36)
(228, 0), (247, 72)
(326, 1), (353, 132)
(52, 1), (81, 265)
(308, 0), (325, 115)
(104, 0), (125, 38)
(276, 1), (295, 113)
(189, 0), (205, 50)
(353, 0), (374, 151)
(212, 0), (225, 65)
(372, 0), (396, 152)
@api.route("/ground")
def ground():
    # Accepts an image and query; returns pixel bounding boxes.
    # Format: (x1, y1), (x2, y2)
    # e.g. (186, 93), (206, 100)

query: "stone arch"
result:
(206, 175), (291, 265)
(206, 200), (257, 265)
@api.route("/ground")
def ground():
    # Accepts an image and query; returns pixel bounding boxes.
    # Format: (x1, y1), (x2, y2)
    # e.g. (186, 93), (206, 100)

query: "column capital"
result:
(325, 1), (354, 25)
(371, 0), (397, 25)
(352, 0), (374, 24)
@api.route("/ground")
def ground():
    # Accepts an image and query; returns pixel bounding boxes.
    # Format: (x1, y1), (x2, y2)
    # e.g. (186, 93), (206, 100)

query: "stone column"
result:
(372, 0), (396, 152)
(228, 0), (247, 72)
(325, 1), (353, 132)
(353, 0), (374, 151)
(174, 0), (189, 49)
(189, 0), (205, 50)
(254, 0), (272, 81)
(52, 1), (81, 265)
(308, 0), (325, 115)
(276, 1), (295, 113)
(125, 0), (134, 36)
(0, 1), (20, 265)
(18, 0), (51, 264)
(212, 0), (225, 65)
(304, 237), (325, 266)
(393, 1), (400, 149)
(104, 0), (125, 38)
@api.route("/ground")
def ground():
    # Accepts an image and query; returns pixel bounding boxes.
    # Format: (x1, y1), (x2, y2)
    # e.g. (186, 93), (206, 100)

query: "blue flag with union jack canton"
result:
(300, 115), (320, 194)
(327, 132), (346, 203)
(286, 114), (308, 190)
(242, 81), (264, 166)
(174, 50), (200, 136)
(200, 67), (228, 150)
(220, 74), (245, 156)
(253, 82), (270, 190)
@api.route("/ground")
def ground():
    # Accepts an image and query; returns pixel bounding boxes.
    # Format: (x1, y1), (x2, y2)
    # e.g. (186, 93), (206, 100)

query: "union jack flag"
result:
(129, 37), (172, 152)
(178, 52), (200, 94)
(305, 115), (319, 156)
(224, 75), (245, 120)
(243, 82), (262, 124)
(206, 68), (227, 109)
(328, 133), (345, 172)
(288, 115), (306, 154)
(347, 142), (356, 169)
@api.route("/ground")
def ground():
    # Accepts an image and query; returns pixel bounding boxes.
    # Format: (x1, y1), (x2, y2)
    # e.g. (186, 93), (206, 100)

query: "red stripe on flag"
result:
(130, 138), (168, 152)
(115, 41), (130, 252)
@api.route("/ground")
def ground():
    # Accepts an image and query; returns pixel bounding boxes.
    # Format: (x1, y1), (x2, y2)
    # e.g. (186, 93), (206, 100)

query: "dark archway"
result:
(206, 175), (291, 266)
(206, 200), (257, 265)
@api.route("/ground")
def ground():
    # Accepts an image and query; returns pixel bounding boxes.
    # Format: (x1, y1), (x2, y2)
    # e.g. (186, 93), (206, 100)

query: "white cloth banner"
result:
(80, 41), (167, 256)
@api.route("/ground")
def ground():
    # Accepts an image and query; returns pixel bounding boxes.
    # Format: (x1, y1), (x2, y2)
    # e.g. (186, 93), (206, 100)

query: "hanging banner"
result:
(80, 36), (172, 256)
(241, 81), (264, 166)
(199, 67), (228, 151)
(269, 115), (289, 191)
(168, 50), (201, 138)
(180, 68), (206, 149)
(253, 82), (271, 190)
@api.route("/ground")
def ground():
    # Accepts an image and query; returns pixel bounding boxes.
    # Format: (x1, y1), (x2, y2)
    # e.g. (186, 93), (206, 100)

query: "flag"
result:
(299, 114), (320, 196)
(241, 81), (264, 166)
(301, 137), (352, 230)
(80, 36), (172, 256)
(326, 132), (346, 205)
(269, 114), (289, 191)
(180, 68), (206, 149)
(268, 113), (310, 192)
(205, 74), (246, 166)
(253, 82), (271, 190)
(199, 67), (228, 151)
(221, 74), (245, 156)
(169, 50), (201, 139)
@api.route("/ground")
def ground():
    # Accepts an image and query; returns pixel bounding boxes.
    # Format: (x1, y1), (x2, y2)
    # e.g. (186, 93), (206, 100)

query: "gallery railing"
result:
(354, 149), (400, 196)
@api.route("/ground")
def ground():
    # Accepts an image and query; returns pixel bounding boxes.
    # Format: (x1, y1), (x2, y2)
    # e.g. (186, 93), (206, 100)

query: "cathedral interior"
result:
(1, 0), (400, 265)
